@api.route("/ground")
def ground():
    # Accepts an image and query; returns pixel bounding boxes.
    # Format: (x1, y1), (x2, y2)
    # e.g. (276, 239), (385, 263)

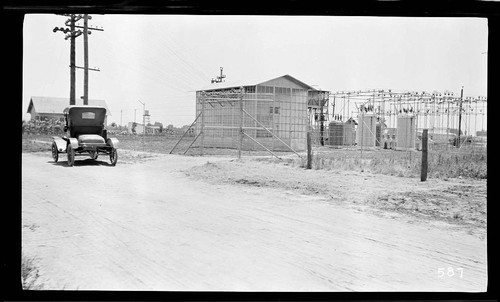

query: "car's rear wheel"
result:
(67, 145), (75, 167)
(52, 142), (59, 162)
(110, 148), (118, 166)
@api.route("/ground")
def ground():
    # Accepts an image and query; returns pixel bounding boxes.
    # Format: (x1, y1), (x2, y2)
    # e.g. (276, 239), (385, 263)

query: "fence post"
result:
(421, 129), (428, 181)
(307, 130), (312, 169)
(238, 87), (244, 159)
(200, 94), (205, 156)
(360, 111), (364, 162)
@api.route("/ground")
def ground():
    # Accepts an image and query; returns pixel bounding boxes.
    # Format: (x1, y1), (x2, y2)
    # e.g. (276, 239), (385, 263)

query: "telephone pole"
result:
(70, 15), (77, 105)
(54, 14), (103, 106)
(138, 100), (146, 136)
(83, 14), (89, 105)
(75, 14), (103, 105)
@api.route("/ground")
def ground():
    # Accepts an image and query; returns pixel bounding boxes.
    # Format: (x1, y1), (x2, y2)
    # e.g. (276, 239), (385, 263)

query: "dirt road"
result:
(22, 151), (487, 291)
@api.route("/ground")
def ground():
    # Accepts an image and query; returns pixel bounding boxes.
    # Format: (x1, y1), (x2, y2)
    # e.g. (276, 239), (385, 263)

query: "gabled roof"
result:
(197, 74), (317, 92)
(27, 96), (111, 116)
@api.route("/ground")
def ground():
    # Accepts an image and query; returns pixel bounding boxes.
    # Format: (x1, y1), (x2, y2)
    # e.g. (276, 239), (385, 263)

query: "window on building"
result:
(245, 86), (256, 93)
(258, 86), (273, 94)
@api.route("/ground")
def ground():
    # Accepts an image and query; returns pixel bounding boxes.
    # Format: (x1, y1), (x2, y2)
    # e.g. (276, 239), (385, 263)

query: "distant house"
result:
(27, 96), (111, 122)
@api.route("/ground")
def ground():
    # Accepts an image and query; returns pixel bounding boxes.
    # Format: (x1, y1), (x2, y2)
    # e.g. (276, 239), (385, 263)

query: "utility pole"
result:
(138, 100), (146, 152)
(54, 14), (83, 105)
(70, 15), (76, 105)
(54, 14), (102, 106)
(120, 110), (123, 127)
(138, 100), (146, 136)
(76, 14), (103, 105)
(83, 14), (89, 105)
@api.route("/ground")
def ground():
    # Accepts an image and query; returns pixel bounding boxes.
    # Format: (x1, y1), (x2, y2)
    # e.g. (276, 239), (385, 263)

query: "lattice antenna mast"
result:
(211, 67), (226, 83)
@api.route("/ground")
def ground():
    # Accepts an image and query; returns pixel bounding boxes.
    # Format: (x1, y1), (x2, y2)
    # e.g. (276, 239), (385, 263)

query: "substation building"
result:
(195, 75), (329, 152)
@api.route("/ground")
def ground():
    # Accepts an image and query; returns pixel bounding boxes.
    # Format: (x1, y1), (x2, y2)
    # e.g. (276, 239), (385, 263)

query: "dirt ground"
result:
(188, 157), (487, 237)
(21, 146), (487, 291)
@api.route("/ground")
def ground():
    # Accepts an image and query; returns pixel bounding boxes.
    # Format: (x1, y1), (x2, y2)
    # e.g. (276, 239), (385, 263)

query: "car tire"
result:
(67, 145), (75, 167)
(52, 142), (59, 163)
(110, 148), (118, 166)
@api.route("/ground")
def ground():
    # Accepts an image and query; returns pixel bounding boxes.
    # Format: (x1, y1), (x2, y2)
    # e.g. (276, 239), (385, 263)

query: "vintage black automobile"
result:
(51, 106), (119, 166)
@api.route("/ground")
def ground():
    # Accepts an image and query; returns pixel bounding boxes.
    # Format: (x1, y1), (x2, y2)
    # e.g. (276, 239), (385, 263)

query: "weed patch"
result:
(21, 253), (43, 290)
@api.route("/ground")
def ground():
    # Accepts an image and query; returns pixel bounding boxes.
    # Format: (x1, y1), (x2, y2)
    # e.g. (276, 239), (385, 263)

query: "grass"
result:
(305, 147), (487, 179)
(22, 138), (52, 153)
(260, 146), (486, 180)
(23, 134), (487, 179)
(21, 253), (43, 290)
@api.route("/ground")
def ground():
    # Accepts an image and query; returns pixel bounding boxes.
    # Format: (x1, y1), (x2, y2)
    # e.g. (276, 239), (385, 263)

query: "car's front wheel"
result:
(67, 145), (75, 167)
(110, 148), (118, 166)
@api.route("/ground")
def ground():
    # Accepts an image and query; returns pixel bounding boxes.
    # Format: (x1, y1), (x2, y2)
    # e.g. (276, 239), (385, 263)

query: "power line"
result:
(93, 37), (198, 94)
(91, 30), (209, 94)
(154, 33), (213, 81)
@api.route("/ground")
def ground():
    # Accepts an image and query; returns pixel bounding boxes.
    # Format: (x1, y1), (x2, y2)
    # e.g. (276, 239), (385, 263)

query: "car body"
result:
(51, 106), (119, 166)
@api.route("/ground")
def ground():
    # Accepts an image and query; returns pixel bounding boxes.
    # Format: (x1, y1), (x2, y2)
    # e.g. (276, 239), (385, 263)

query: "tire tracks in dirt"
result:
(22, 152), (487, 291)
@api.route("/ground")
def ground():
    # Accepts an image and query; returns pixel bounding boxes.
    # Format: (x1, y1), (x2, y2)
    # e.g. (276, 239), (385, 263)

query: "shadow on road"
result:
(50, 158), (114, 167)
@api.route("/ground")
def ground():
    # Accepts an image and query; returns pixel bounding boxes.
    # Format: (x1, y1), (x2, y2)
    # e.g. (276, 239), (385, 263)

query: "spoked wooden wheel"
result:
(51, 142), (59, 162)
(67, 145), (75, 167)
(109, 148), (118, 166)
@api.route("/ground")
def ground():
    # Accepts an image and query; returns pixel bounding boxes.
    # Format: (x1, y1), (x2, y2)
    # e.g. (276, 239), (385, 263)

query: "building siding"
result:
(195, 76), (310, 152)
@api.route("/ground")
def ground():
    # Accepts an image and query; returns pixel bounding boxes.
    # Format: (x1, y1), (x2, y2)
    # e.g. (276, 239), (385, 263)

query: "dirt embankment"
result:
(186, 158), (487, 237)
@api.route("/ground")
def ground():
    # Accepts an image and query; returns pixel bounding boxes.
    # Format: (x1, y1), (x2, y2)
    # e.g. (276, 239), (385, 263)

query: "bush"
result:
(21, 253), (43, 290)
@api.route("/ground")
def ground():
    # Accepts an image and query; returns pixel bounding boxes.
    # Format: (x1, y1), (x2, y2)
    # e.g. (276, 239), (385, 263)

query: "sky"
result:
(23, 14), (488, 127)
